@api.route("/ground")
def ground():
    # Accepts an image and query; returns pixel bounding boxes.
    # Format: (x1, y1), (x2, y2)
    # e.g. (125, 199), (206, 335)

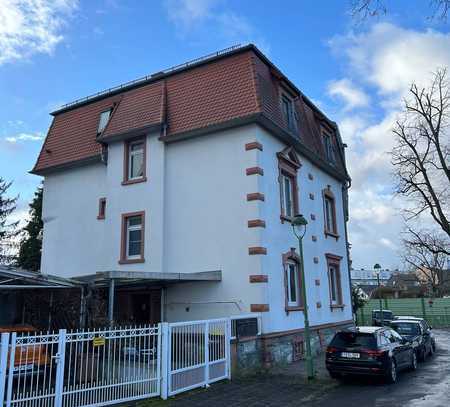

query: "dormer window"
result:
(281, 94), (297, 132)
(98, 109), (112, 134)
(323, 131), (335, 163)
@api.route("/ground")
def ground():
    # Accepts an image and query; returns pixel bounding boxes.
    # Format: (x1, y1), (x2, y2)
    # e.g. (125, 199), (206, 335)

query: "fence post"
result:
(5, 332), (16, 407)
(421, 297), (427, 320)
(160, 323), (169, 400)
(0, 333), (9, 405)
(54, 329), (67, 407)
(204, 322), (210, 386)
(226, 319), (231, 380)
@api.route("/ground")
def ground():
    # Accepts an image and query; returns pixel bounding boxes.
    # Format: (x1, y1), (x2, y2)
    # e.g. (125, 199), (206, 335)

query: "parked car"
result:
(390, 318), (435, 361)
(326, 326), (417, 383)
(0, 325), (51, 376)
(372, 310), (394, 326)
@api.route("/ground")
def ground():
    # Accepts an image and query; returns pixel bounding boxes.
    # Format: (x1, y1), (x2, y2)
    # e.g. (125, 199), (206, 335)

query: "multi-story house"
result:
(32, 45), (353, 364)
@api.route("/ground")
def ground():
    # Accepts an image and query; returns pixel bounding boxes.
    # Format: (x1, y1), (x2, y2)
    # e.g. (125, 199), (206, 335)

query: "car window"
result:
(330, 332), (377, 349)
(379, 333), (390, 346)
(391, 322), (421, 336)
(383, 330), (397, 343)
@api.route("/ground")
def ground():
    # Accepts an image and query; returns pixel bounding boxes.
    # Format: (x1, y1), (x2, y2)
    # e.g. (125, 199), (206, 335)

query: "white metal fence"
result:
(165, 318), (230, 397)
(0, 319), (231, 406)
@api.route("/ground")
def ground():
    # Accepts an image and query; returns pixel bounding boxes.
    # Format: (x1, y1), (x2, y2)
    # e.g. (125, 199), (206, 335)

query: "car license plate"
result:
(341, 352), (360, 358)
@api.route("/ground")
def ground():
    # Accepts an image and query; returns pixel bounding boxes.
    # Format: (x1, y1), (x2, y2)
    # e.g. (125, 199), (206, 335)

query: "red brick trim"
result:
(246, 167), (264, 176)
(247, 193), (265, 202)
(250, 304), (269, 312)
(249, 275), (268, 283)
(248, 219), (266, 228)
(97, 197), (106, 220)
(122, 137), (147, 185)
(245, 141), (263, 151)
(119, 211), (145, 264)
(248, 247), (267, 255)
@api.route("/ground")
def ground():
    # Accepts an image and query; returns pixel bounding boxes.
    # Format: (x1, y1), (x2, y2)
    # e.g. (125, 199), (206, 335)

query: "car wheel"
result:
(386, 358), (397, 384)
(409, 351), (417, 371)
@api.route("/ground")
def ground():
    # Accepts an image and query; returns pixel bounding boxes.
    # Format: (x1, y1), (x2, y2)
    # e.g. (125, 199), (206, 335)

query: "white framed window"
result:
(98, 109), (112, 134)
(128, 140), (145, 180)
(329, 264), (339, 305)
(120, 212), (145, 263)
(281, 174), (294, 218)
(126, 215), (142, 259)
(286, 261), (300, 307)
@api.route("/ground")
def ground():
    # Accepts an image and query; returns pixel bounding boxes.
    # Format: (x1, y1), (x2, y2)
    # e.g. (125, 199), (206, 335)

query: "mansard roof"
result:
(32, 44), (349, 182)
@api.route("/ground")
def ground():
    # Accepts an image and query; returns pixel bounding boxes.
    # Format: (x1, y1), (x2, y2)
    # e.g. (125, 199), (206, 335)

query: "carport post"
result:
(160, 322), (169, 400)
(108, 278), (115, 327)
(0, 333), (10, 404)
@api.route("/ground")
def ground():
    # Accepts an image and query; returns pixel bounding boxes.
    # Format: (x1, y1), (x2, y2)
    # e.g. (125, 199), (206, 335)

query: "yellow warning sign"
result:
(93, 337), (105, 347)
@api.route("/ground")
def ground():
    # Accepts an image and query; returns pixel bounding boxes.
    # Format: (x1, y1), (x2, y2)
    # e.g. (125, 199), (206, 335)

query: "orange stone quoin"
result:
(247, 219), (266, 228)
(249, 275), (269, 283)
(248, 247), (267, 255)
(246, 167), (264, 176)
(246, 193), (265, 201)
(250, 304), (269, 312)
(245, 141), (263, 151)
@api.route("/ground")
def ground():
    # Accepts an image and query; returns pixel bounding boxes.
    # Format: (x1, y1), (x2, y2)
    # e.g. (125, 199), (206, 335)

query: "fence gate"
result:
(166, 318), (230, 397)
(1, 325), (161, 407)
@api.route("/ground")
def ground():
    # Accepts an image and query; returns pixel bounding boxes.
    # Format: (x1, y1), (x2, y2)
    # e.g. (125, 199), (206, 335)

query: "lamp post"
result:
(292, 214), (314, 380)
(375, 270), (383, 326)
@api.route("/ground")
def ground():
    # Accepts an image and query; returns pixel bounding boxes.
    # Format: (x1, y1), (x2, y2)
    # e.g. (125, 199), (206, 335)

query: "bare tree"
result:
(392, 68), (450, 238)
(403, 231), (450, 296)
(350, 0), (450, 22)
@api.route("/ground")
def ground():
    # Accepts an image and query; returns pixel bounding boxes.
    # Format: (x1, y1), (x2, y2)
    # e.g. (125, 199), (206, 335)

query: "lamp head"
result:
(292, 214), (308, 239)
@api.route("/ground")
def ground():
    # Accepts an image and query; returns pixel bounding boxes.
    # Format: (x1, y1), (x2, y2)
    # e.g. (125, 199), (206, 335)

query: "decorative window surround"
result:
(248, 219), (266, 228)
(247, 193), (265, 202)
(119, 211), (145, 264)
(326, 253), (344, 309)
(249, 275), (268, 283)
(122, 138), (147, 185)
(246, 167), (264, 176)
(282, 248), (304, 313)
(248, 247), (267, 255)
(277, 147), (301, 223)
(251, 304), (270, 312)
(245, 141), (263, 151)
(97, 198), (106, 220)
(323, 186), (339, 239)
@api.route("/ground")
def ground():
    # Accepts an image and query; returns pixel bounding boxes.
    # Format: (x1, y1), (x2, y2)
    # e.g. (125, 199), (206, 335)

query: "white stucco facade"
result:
(40, 123), (351, 334)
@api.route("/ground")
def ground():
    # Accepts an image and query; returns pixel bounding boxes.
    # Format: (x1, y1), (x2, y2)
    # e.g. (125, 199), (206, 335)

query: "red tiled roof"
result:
(32, 45), (347, 178)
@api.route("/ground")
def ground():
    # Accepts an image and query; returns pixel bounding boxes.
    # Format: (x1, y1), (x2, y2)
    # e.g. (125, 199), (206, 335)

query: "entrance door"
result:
(131, 290), (161, 325)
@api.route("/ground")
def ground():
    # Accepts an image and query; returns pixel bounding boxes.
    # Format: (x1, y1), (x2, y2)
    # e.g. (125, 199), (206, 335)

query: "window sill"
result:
(285, 306), (304, 314)
(121, 177), (147, 186)
(97, 215), (105, 220)
(118, 258), (145, 264)
(330, 304), (345, 310)
(325, 230), (339, 240)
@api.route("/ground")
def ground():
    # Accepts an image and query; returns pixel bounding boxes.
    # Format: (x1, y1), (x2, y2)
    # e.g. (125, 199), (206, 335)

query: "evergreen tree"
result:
(0, 178), (18, 264)
(17, 184), (43, 271)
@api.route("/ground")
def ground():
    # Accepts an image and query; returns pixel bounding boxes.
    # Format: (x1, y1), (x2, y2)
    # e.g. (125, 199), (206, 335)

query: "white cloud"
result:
(328, 22), (450, 269)
(5, 132), (44, 143)
(164, 0), (269, 52)
(327, 78), (370, 111)
(0, 0), (78, 66)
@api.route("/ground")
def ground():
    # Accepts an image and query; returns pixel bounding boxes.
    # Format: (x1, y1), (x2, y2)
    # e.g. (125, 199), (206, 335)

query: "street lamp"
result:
(374, 269), (383, 326)
(291, 214), (315, 380)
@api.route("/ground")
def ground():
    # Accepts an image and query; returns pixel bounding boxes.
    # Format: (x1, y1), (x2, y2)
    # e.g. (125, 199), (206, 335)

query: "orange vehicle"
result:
(0, 325), (51, 375)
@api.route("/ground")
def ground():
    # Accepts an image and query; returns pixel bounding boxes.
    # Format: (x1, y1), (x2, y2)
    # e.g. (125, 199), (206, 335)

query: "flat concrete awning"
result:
(75, 270), (222, 287)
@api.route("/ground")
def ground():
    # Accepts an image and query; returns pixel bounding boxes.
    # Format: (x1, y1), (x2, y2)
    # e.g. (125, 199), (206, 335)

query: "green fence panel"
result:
(359, 298), (450, 328)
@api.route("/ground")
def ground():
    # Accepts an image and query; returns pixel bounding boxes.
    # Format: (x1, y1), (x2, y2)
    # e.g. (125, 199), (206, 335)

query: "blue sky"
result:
(1, 0), (449, 269)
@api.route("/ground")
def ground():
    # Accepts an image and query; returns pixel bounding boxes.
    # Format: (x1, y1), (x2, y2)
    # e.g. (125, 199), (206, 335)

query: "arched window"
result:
(282, 249), (304, 312)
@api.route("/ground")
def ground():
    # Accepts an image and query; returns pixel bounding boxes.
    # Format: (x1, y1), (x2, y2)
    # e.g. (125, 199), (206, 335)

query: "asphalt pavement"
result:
(136, 328), (450, 407)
